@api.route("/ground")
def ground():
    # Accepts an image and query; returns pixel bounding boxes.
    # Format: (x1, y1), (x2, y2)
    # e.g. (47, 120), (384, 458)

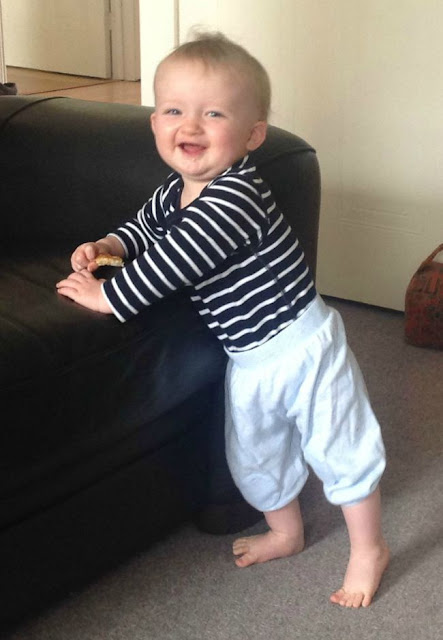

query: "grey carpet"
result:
(5, 298), (443, 640)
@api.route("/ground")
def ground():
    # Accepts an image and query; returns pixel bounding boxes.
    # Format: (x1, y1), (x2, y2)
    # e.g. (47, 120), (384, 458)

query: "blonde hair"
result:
(155, 31), (271, 120)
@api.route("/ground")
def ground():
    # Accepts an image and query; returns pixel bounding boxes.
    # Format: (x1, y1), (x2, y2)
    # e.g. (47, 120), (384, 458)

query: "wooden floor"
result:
(6, 67), (141, 106)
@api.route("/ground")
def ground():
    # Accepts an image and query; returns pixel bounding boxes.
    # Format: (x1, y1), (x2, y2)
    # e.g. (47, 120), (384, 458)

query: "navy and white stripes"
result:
(102, 156), (316, 353)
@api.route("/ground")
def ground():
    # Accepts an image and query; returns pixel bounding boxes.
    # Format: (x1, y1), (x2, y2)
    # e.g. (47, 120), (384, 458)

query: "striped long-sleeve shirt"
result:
(102, 155), (316, 353)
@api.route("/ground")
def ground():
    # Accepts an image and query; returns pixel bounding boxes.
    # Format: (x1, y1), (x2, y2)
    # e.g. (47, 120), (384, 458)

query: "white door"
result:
(3, 0), (111, 78)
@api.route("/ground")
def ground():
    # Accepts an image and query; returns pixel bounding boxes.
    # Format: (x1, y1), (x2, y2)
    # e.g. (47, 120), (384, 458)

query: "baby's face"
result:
(151, 59), (266, 201)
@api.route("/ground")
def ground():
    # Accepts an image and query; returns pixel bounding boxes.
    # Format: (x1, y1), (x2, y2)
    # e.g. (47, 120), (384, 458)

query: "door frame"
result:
(0, 0), (6, 83)
(110, 0), (140, 80)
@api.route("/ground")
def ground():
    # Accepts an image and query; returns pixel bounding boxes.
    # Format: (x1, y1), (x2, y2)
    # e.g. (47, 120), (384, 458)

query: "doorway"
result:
(1, 0), (139, 85)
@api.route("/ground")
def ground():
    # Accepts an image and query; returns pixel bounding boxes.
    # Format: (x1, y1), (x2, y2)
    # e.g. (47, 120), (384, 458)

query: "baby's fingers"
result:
(72, 253), (89, 272)
(56, 270), (110, 314)
(87, 260), (99, 273)
(84, 244), (98, 261)
(57, 270), (92, 293)
(72, 243), (98, 272)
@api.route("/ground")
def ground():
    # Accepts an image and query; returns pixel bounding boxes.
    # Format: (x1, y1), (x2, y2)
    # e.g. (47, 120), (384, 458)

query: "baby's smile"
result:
(179, 142), (206, 155)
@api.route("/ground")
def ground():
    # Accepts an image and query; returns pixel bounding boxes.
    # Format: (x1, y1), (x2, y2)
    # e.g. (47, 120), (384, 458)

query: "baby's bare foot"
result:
(233, 530), (304, 568)
(330, 541), (390, 608)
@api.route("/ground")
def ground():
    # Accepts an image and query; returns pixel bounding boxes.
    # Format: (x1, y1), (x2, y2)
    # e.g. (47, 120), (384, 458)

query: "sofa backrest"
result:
(0, 96), (320, 275)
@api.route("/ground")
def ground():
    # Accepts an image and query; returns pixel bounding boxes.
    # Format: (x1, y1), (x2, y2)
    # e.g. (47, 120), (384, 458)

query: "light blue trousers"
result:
(224, 295), (386, 512)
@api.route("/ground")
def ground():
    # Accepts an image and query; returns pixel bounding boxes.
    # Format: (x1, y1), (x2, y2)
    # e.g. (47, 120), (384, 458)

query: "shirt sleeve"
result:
(102, 172), (269, 322)
(105, 183), (169, 259)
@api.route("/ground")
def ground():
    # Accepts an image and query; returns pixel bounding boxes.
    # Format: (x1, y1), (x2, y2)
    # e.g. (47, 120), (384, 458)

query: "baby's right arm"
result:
(71, 236), (125, 273)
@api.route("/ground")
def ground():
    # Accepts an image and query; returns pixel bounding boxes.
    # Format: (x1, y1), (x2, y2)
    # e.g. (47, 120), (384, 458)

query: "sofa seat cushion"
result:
(0, 248), (226, 529)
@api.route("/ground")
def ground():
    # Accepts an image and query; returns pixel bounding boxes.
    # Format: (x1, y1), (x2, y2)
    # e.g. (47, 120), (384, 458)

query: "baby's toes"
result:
(233, 538), (249, 556)
(330, 588), (365, 608)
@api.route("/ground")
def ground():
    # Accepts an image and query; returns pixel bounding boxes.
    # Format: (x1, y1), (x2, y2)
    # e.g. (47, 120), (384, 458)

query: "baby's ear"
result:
(247, 121), (267, 151)
(150, 112), (157, 135)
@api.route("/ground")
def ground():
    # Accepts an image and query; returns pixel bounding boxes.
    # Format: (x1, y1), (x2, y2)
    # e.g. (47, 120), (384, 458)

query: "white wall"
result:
(301, 0), (443, 310)
(139, 0), (177, 106)
(139, 0), (443, 310)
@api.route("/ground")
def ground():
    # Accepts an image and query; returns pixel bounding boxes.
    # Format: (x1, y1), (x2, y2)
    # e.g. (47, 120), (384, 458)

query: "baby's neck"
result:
(180, 181), (206, 208)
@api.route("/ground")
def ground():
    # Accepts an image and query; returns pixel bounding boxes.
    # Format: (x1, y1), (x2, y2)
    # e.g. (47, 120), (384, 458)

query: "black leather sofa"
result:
(0, 96), (320, 626)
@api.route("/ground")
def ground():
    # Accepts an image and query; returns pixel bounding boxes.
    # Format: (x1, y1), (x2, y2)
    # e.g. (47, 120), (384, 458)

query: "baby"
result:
(57, 32), (389, 608)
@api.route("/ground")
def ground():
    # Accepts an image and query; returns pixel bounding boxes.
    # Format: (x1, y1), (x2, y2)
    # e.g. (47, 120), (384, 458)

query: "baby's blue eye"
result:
(166, 108), (181, 115)
(207, 111), (223, 118)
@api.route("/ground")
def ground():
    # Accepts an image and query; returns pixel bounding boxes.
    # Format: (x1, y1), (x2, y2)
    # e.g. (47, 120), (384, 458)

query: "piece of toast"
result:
(94, 253), (124, 267)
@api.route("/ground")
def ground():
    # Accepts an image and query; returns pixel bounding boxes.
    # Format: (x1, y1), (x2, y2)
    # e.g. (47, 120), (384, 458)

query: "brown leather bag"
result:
(405, 244), (443, 349)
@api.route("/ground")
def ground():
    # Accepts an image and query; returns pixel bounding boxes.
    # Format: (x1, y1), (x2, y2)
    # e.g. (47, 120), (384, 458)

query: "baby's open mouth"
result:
(180, 143), (206, 154)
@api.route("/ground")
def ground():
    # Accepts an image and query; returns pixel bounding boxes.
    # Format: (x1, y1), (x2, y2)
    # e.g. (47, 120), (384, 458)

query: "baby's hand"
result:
(71, 242), (102, 273)
(56, 270), (113, 314)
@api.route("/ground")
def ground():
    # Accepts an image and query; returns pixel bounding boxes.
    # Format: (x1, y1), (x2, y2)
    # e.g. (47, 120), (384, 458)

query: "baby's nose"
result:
(181, 115), (202, 132)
